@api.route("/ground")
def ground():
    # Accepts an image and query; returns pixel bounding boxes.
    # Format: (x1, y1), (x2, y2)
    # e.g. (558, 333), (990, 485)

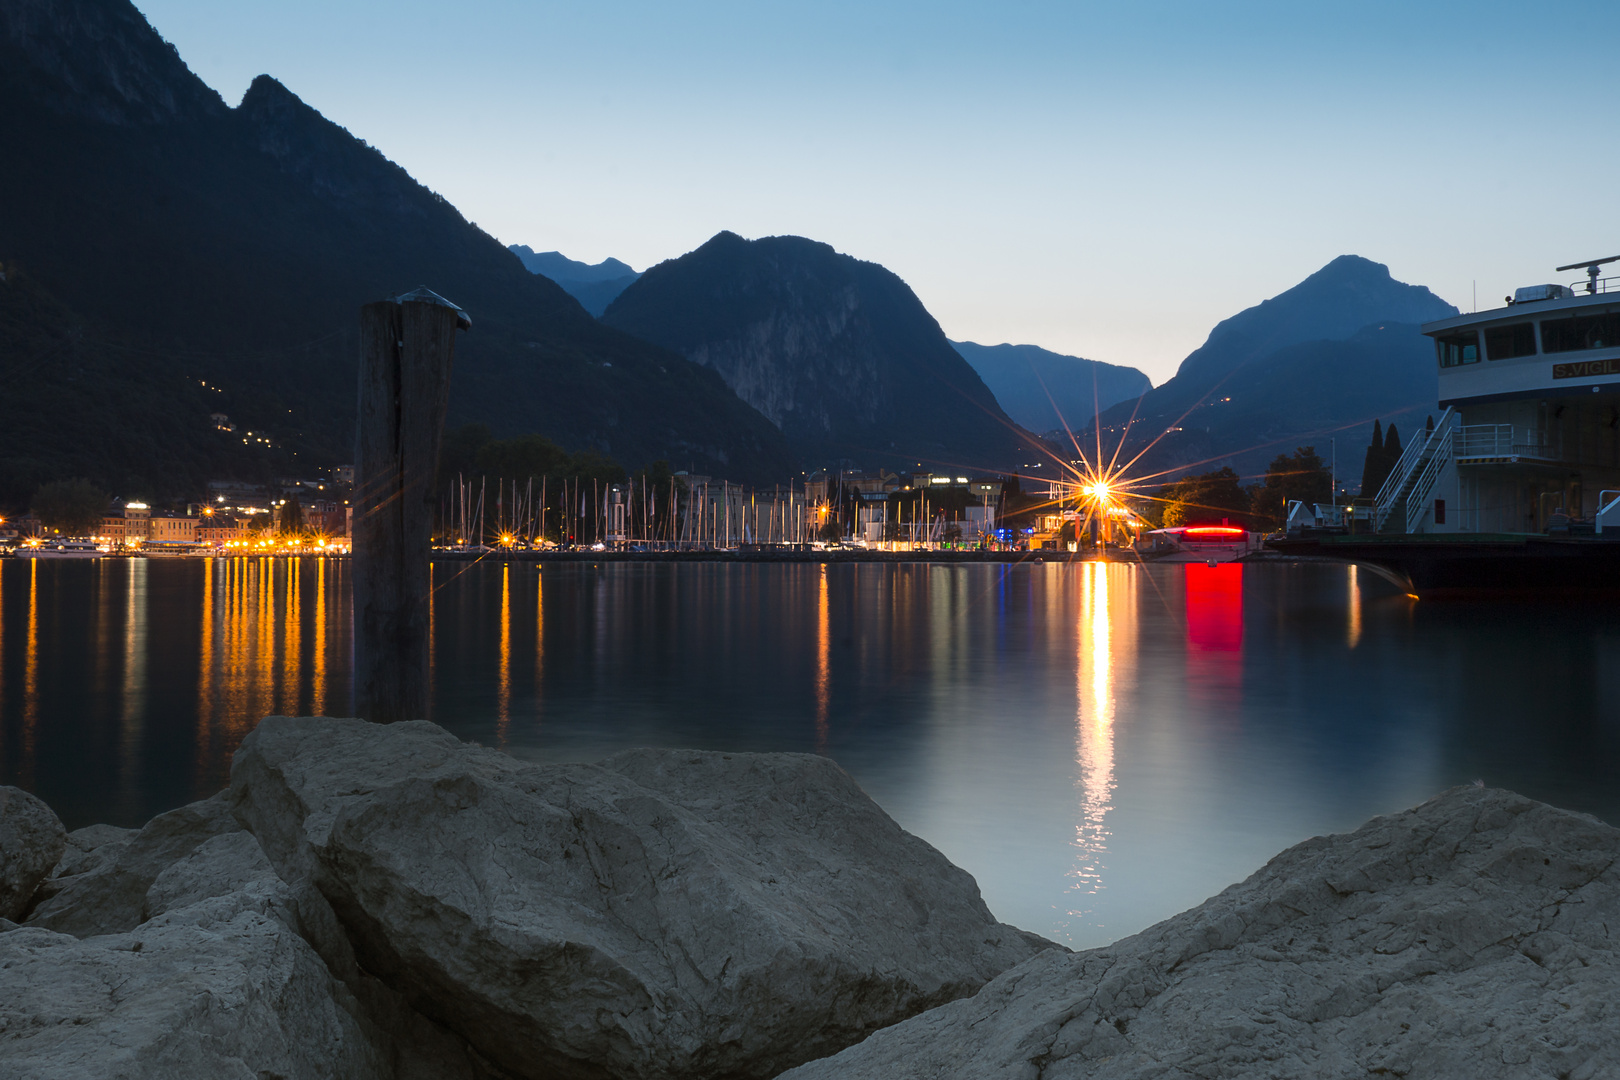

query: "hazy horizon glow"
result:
(134, 0), (1620, 385)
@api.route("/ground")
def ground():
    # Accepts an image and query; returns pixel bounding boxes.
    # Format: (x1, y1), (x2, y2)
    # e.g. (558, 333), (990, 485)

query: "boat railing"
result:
(1373, 407), (1456, 531)
(1568, 275), (1620, 295)
(1373, 417), (1433, 523)
(1597, 491), (1620, 535)
(1404, 422), (1455, 533)
(1455, 424), (1561, 461)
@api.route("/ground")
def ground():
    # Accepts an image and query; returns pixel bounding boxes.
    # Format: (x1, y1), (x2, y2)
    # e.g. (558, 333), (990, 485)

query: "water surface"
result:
(2, 556), (1616, 948)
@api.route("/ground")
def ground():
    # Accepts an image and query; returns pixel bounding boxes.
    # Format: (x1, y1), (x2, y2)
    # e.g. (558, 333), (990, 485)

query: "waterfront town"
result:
(0, 465), (1153, 556)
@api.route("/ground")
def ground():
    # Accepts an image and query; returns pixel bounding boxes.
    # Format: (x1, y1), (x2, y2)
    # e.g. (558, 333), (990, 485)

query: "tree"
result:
(472, 432), (569, 481)
(1358, 419), (1386, 499)
(279, 495), (305, 536)
(31, 478), (109, 536)
(1251, 446), (1332, 527)
(818, 516), (843, 543)
(1359, 419), (1407, 500)
(1154, 467), (1250, 527)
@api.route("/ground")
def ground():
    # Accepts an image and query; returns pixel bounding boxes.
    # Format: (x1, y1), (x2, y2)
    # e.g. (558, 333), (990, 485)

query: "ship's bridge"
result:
(1426, 281), (1620, 410)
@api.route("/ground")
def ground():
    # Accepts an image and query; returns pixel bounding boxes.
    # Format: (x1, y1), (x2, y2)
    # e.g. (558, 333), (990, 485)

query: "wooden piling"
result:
(354, 292), (465, 723)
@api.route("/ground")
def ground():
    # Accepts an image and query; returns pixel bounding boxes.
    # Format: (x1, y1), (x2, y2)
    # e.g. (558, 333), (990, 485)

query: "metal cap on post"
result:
(354, 288), (468, 724)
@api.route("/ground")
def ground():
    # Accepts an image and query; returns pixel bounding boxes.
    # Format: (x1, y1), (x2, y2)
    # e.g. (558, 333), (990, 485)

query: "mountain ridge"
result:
(1086, 256), (1457, 481)
(0, 0), (798, 501)
(602, 231), (1033, 472)
(950, 340), (1151, 435)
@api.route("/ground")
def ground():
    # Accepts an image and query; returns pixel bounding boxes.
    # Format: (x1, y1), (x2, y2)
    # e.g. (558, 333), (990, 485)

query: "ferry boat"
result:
(1272, 257), (1620, 595)
(15, 539), (109, 559)
(1135, 523), (1261, 563)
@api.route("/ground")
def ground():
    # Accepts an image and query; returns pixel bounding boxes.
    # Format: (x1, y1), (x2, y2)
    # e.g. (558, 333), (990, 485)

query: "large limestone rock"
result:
(231, 716), (1054, 1080)
(0, 895), (389, 1079)
(27, 792), (241, 937)
(779, 786), (1620, 1080)
(0, 785), (66, 921)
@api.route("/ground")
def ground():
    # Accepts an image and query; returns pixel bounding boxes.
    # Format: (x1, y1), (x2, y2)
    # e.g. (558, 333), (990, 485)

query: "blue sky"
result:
(136, 0), (1620, 385)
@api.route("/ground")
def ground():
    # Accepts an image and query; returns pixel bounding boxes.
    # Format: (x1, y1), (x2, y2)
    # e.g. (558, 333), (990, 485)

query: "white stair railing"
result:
(1598, 491), (1620, 535)
(1373, 408), (1455, 532)
(1404, 423), (1454, 533)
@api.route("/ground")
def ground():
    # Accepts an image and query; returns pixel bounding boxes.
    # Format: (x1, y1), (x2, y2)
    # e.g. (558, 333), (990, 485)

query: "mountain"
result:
(950, 341), (1151, 435)
(1086, 256), (1458, 482)
(600, 232), (1032, 472)
(509, 248), (638, 284)
(509, 246), (641, 317)
(0, 0), (795, 506)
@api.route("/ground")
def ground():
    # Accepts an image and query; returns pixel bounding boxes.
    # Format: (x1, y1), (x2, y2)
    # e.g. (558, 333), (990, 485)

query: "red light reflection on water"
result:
(1184, 563), (1243, 652)
(1183, 563), (1243, 715)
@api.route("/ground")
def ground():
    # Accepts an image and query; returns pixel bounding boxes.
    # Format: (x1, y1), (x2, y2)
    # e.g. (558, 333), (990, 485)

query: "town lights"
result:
(1087, 483), (1111, 502)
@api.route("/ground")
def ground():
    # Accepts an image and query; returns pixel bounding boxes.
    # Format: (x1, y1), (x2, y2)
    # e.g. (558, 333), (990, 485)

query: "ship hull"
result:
(1267, 534), (1620, 598)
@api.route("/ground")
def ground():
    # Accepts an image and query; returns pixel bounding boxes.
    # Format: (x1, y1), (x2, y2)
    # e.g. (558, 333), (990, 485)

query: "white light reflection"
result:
(1069, 561), (1117, 909)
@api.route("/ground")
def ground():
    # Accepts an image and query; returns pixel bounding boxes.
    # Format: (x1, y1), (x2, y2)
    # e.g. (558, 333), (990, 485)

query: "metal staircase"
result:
(1374, 408), (1456, 534)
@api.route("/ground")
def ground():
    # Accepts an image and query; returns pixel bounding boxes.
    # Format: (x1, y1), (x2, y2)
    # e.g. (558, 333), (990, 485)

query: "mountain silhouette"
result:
(601, 232), (1032, 472)
(950, 341), (1150, 436)
(1087, 256), (1457, 482)
(509, 246), (642, 317)
(0, 0), (795, 504)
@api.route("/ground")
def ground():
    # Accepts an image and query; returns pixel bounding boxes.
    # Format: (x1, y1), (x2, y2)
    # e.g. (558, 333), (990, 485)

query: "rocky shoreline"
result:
(2, 718), (1616, 1079)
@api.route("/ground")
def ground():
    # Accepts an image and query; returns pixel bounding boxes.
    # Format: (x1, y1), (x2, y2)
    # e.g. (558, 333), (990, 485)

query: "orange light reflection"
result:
(497, 563), (511, 743)
(815, 564), (830, 753)
(1070, 562), (1117, 908)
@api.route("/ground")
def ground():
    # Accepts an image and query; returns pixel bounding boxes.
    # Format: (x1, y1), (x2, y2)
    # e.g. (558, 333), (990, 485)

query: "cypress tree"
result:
(1359, 420), (1384, 498)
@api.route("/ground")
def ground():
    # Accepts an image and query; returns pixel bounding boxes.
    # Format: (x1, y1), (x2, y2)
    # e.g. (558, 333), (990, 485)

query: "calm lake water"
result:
(2, 556), (1617, 948)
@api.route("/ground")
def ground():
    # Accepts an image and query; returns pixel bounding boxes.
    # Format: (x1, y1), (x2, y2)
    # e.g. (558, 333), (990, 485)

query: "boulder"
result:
(231, 717), (1054, 1080)
(53, 823), (137, 879)
(779, 786), (1620, 1080)
(26, 792), (242, 937)
(0, 785), (66, 921)
(0, 903), (388, 1079)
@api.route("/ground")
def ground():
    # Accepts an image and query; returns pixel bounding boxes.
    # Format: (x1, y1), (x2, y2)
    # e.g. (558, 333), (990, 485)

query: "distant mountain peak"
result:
(1, 0), (226, 124)
(950, 341), (1151, 433)
(602, 231), (1025, 469)
(1178, 254), (1456, 387)
(508, 247), (643, 316)
(509, 246), (639, 283)
(1085, 254), (1458, 482)
(236, 72), (447, 218)
(239, 73), (300, 110)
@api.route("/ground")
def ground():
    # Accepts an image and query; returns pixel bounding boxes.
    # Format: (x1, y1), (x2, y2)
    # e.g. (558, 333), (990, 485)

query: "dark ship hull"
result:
(1267, 534), (1620, 598)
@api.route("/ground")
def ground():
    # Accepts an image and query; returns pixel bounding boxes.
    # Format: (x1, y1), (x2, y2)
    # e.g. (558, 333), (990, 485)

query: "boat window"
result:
(1541, 311), (1620, 353)
(1484, 322), (1536, 360)
(1436, 330), (1480, 368)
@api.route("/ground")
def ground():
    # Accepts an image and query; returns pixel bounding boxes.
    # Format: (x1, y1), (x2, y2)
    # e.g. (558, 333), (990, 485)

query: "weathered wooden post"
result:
(354, 287), (469, 723)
